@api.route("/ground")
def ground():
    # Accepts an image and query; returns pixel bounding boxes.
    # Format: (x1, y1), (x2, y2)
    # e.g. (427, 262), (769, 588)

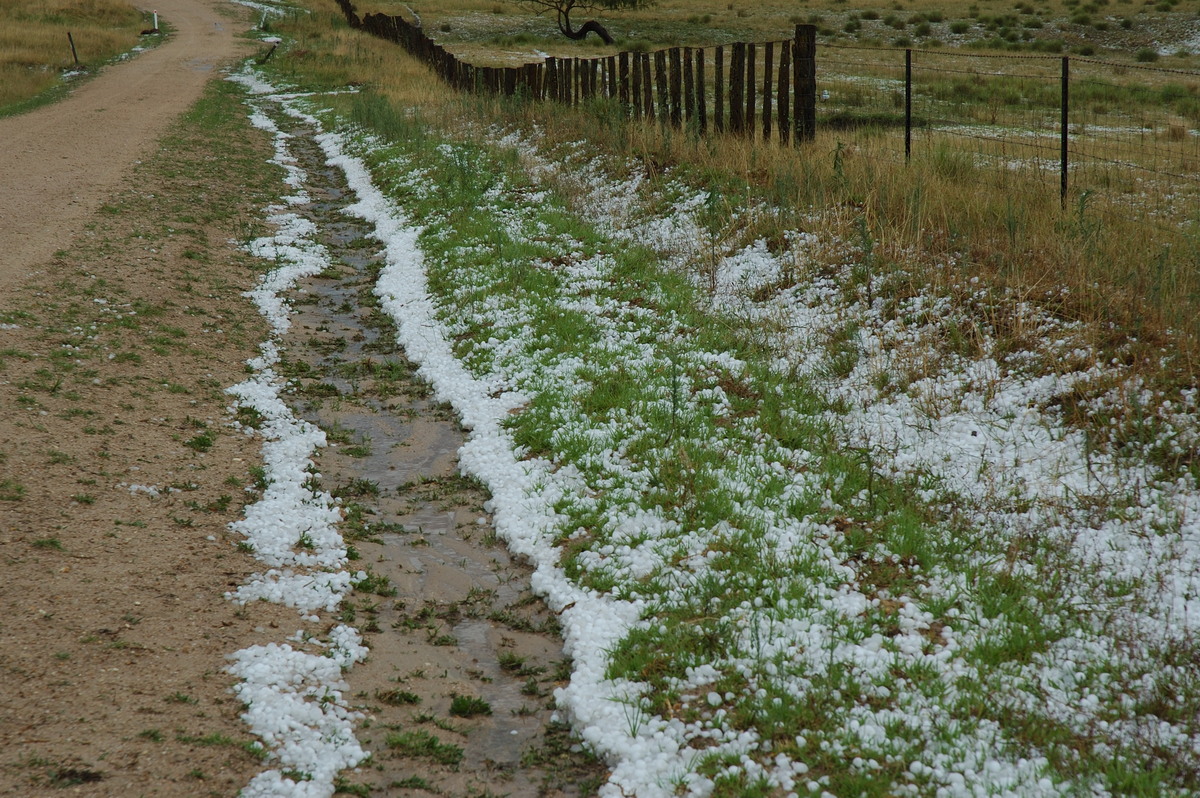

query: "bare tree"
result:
(514, 0), (650, 45)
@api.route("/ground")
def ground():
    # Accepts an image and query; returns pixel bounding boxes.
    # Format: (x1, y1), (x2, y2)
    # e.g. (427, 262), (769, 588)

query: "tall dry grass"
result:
(0, 0), (147, 112)
(279, 8), (458, 112)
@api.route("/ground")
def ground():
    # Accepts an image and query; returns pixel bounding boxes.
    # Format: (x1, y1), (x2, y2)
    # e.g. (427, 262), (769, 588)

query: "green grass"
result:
(384, 730), (464, 766)
(376, 688), (421, 706)
(448, 694), (492, 718)
(0, 478), (26, 501)
(175, 730), (267, 760)
(352, 568), (397, 597)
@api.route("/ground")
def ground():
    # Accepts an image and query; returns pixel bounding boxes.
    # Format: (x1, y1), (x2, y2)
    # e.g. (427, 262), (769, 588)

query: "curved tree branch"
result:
(555, 5), (614, 44)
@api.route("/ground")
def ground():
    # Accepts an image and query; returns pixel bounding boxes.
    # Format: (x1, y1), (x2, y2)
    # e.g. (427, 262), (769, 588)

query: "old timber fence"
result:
(333, 0), (818, 145)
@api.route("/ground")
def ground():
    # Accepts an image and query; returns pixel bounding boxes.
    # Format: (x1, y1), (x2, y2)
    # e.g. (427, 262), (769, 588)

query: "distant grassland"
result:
(372, 0), (1195, 66)
(0, 0), (147, 114)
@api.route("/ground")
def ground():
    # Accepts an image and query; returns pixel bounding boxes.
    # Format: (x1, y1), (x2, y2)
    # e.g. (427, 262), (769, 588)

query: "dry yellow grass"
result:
(283, 9), (458, 111)
(0, 0), (147, 112)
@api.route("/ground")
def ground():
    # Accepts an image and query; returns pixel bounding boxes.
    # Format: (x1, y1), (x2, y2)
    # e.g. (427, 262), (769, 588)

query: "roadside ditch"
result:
(261, 123), (604, 797)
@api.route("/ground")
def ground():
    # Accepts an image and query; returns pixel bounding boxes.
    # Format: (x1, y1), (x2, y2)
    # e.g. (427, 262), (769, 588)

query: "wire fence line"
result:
(821, 43), (1200, 225)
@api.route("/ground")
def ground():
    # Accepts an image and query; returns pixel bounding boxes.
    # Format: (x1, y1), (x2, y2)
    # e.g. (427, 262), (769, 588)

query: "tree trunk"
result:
(556, 9), (613, 44)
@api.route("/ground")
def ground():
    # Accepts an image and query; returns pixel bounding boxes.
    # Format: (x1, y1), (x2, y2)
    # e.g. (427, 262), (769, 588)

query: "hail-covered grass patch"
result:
(246, 56), (1200, 795)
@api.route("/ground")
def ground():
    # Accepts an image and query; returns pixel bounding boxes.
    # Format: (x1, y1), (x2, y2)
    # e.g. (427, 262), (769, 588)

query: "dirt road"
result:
(0, 3), (287, 794)
(0, 0), (249, 289)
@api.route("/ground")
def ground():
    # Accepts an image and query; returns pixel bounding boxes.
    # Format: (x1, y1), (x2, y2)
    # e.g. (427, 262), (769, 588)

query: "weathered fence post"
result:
(619, 51), (631, 112)
(642, 53), (654, 119)
(1061, 55), (1069, 208)
(794, 24), (816, 142)
(655, 50), (668, 121)
(778, 40), (791, 145)
(746, 42), (756, 137)
(730, 43), (745, 134)
(631, 53), (641, 118)
(905, 48), (912, 162)
(684, 47), (695, 125)
(669, 47), (683, 127)
(606, 55), (617, 98)
(763, 41), (774, 141)
(715, 45), (725, 133)
(546, 59), (558, 102)
(796, 24), (816, 142)
(696, 49), (707, 135)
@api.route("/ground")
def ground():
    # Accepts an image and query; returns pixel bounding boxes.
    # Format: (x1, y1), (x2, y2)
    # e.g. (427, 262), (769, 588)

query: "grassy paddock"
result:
(488, 93), (1200, 369)
(0, 0), (149, 115)
(369, 0), (1197, 65)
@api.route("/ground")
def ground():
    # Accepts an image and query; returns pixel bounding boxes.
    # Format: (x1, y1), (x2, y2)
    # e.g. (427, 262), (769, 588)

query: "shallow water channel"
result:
(275, 128), (603, 796)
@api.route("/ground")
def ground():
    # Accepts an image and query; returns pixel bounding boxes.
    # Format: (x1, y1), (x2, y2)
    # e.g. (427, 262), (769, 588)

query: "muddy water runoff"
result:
(275, 128), (603, 796)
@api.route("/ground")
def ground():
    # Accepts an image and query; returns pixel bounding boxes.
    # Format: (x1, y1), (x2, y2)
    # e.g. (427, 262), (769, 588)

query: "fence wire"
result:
(820, 45), (1200, 234)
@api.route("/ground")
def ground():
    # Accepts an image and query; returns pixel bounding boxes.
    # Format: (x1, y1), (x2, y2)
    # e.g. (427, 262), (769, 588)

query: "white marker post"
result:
(153, 10), (158, 31)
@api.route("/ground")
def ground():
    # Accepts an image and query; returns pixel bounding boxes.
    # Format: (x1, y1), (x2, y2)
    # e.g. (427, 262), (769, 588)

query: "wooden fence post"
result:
(642, 53), (654, 119)
(669, 47), (682, 127)
(1061, 55), (1069, 207)
(715, 45), (725, 133)
(794, 24), (816, 142)
(606, 55), (617, 98)
(683, 47), (695, 125)
(655, 50), (668, 121)
(631, 53), (641, 118)
(904, 49), (912, 161)
(624, 51), (633, 112)
(696, 49), (707, 135)
(746, 43), (756, 138)
(778, 40), (791, 145)
(730, 43), (745, 134)
(547, 59), (558, 102)
(763, 41), (774, 141)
